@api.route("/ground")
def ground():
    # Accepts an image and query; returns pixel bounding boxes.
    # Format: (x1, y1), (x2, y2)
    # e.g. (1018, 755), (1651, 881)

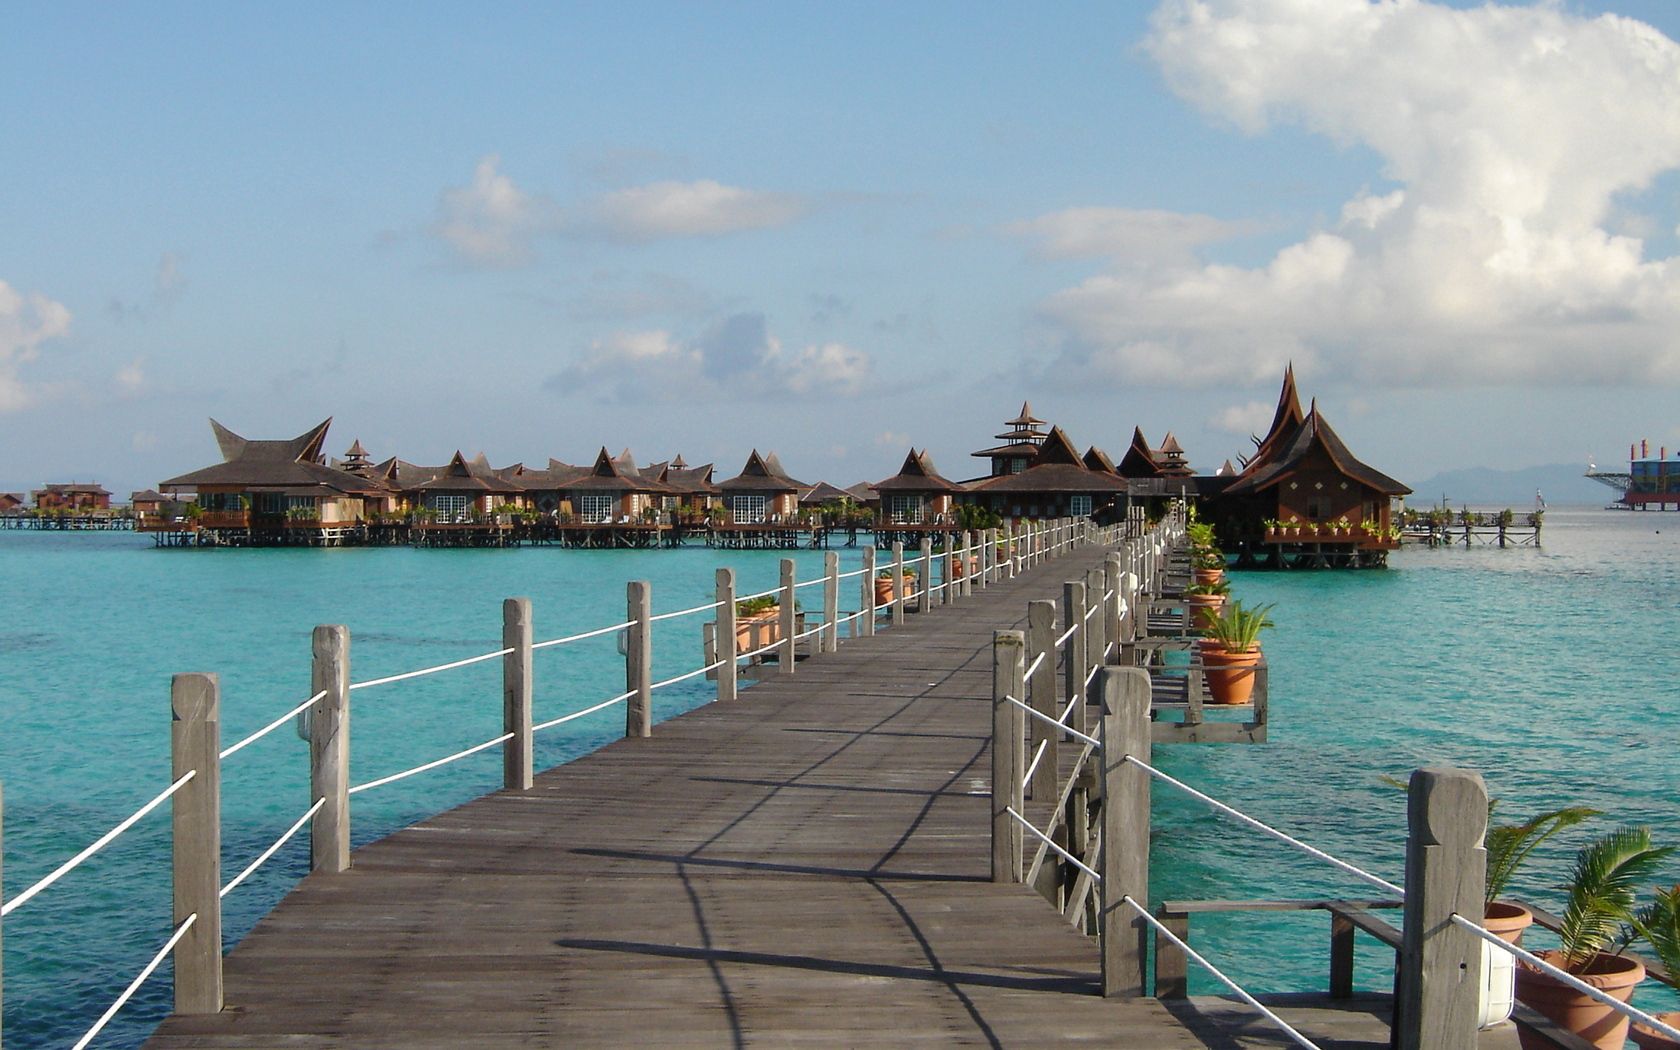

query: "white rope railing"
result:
(220, 798), (326, 899)
(1123, 756), (1403, 896)
(532, 619), (634, 651)
(650, 661), (726, 691)
(532, 690), (635, 733)
(837, 566), (871, 581)
(1083, 661), (1102, 688)
(349, 646), (514, 692)
(793, 621), (825, 642)
(220, 690), (327, 760)
(71, 913), (199, 1050)
(1452, 915), (1680, 1043)
(1004, 695), (1100, 749)
(1054, 622), (1080, 648)
(1023, 650), (1047, 681)
(648, 599), (724, 623)
(1124, 896), (1322, 1050)
(736, 585), (783, 604)
(1084, 603), (1101, 622)
(1006, 806), (1100, 882)
(348, 732), (515, 795)
(793, 577), (827, 591)
(1022, 738), (1050, 787)
(2, 771), (196, 918)
(738, 638), (783, 661)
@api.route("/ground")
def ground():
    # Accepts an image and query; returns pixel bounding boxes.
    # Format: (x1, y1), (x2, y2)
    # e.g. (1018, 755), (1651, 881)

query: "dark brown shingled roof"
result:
(1083, 447), (1119, 475)
(162, 419), (388, 496)
(407, 452), (525, 494)
(718, 450), (803, 492)
(1221, 404), (1410, 497)
(1244, 365), (1307, 474)
(799, 481), (855, 504)
(1116, 427), (1165, 479)
(561, 447), (673, 493)
(874, 448), (963, 494)
(969, 427), (1129, 495)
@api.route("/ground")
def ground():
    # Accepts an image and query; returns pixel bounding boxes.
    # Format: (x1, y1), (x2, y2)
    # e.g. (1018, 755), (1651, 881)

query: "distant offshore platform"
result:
(1586, 438), (1680, 510)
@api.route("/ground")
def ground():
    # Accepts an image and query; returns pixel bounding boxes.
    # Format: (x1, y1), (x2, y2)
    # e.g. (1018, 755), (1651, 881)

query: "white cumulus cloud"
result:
(1209, 400), (1275, 436)
(590, 180), (808, 240)
(432, 155), (561, 267)
(549, 313), (874, 402)
(1035, 0), (1680, 389)
(1007, 207), (1259, 264)
(0, 280), (72, 413)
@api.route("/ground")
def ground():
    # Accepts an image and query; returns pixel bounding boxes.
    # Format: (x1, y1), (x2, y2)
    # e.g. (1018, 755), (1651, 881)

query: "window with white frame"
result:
(888, 495), (923, 524)
(580, 494), (614, 523)
(731, 494), (766, 524)
(1070, 495), (1093, 518)
(433, 494), (468, 521)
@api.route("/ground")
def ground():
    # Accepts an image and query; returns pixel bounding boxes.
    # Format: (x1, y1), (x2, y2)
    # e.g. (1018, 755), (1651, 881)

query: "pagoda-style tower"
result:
(971, 402), (1050, 478)
(341, 439), (375, 477)
(1155, 433), (1193, 477)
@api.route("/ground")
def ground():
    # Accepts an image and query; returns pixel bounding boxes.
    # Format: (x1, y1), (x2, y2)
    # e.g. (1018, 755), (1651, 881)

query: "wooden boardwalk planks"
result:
(145, 548), (1425, 1049)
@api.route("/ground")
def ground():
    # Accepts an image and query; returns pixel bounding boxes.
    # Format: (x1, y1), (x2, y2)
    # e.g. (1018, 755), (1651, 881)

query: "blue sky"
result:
(4, 1), (1680, 496)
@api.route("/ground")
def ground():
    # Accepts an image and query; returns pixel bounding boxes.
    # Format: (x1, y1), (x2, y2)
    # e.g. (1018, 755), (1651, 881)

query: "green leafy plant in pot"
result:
(1514, 826), (1675, 1050)
(1196, 599), (1273, 705)
(1629, 884), (1680, 1049)
(1484, 803), (1600, 944)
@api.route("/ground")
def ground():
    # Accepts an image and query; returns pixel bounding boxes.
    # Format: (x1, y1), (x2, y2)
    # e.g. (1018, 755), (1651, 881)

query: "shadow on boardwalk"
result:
(146, 549), (1444, 1049)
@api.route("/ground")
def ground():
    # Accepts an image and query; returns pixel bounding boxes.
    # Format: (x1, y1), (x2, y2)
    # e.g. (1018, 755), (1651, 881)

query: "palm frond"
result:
(1485, 805), (1600, 907)
(1633, 884), (1680, 974)
(1557, 826), (1677, 970)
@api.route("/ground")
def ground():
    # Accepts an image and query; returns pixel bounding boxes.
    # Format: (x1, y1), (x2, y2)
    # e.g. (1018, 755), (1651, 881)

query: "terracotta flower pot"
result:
(1631, 1012), (1680, 1050)
(874, 574), (916, 605)
(1186, 594), (1224, 622)
(1200, 644), (1261, 704)
(1515, 950), (1645, 1050)
(1193, 568), (1223, 586)
(1484, 901), (1534, 945)
(735, 609), (781, 652)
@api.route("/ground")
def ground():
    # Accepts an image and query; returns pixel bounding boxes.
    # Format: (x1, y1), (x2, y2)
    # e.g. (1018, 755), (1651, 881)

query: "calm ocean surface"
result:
(2, 507), (1676, 1046)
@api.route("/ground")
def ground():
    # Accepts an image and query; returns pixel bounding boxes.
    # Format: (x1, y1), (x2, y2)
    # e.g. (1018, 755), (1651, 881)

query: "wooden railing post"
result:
(626, 581), (652, 735)
(889, 543), (906, 627)
(991, 630), (1025, 883)
(1104, 554), (1122, 663)
(942, 534), (956, 605)
(716, 568), (737, 701)
(778, 558), (797, 670)
(1331, 911), (1356, 999)
(310, 625), (350, 873)
(171, 672), (223, 1014)
(979, 528), (992, 587)
(1397, 766), (1487, 1050)
(1063, 580), (1089, 737)
(962, 531), (975, 596)
(1100, 666), (1151, 998)
(1087, 567), (1109, 668)
(918, 538), (933, 614)
(1154, 906), (1189, 998)
(822, 552), (839, 653)
(1026, 600), (1057, 802)
(503, 598), (533, 791)
(861, 545), (877, 636)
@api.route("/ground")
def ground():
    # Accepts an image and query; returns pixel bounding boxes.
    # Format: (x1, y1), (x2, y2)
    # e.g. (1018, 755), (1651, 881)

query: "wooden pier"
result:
(0, 516), (1509, 1049)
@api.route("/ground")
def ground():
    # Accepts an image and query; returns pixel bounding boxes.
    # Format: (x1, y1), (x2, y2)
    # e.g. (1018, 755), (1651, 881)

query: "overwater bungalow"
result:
(33, 482), (112, 512)
(963, 424), (1128, 522)
(1, 493), (25, 514)
(1207, 369), (1410, 567)
(712, 450), (823, 547)
(640, 454), (718, 521)
(150, 419), (388, 545)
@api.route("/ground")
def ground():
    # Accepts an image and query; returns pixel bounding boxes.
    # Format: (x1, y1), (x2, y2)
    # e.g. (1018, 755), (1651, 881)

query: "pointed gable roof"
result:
(1244, 365), (1308, 475)
(1083, 446), (1119, 475)
(970, 426), (1128, 495)
(722, 450), (805, 491)
(1222, 404), (1410, 497)
(875, 448), (963, 493)
(800, 481), (856, 505)
(162, 418), (386, 495)
(558, 447), (669, 493)
(406, 451), (522, 494)
(718, 449), (802, 492)
(1116, 427), (1165, 479)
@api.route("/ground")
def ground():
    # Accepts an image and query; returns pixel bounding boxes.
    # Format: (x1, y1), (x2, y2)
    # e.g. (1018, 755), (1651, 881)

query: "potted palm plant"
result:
(1184, 579), (1228, 620)
(1196, 600), (1273, 704)
(1515, 827), (1675, 1050)
(735, 595), (781, 652)
(1485, 803), (1601, 943)
(1630, 884), (1680, 1049)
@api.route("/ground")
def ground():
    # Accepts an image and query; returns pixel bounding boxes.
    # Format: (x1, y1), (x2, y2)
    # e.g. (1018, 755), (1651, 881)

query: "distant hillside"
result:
(1408, 463), (1606, 507)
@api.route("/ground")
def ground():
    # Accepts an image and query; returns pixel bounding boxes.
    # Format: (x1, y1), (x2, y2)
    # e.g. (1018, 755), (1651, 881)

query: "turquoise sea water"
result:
(2, 509), (1677, 1046)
